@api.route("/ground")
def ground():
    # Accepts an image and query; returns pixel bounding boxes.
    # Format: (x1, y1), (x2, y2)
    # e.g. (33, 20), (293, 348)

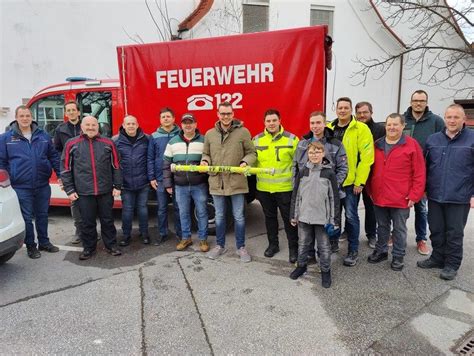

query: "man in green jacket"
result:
(201, 102), (256, 262)
(253, 109), (299, 263)
(327, 97), (374, 267)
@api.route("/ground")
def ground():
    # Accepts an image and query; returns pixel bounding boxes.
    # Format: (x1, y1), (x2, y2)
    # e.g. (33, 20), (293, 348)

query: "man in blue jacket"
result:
(418, 104), (473, 280)
(114, 115), (150, 246)
(147, 107), (182, 245)
(403, 90), (445, 255)
(0, 105), (61, 259)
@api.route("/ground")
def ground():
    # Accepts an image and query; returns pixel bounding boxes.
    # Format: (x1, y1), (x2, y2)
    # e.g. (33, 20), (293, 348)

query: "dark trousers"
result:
(362, 189), (377, 239)
(70, 199), (82, 235)
(297, 222), (331, 272)
(257, 190), (298, 252)
(428, 200), (470, 270)
(374, 206), (409, 257)
(14, 185), (51, 247)
(78, 193), (117, 251)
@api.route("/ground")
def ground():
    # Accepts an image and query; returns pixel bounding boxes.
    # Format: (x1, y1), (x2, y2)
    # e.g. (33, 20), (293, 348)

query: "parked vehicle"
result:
(26, 26), (329, 207)
(0, 169), (25, 264)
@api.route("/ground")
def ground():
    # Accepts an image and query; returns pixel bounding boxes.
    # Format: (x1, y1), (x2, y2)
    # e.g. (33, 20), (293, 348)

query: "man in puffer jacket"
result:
(0, 105), (61, 259)
(147, 107), (182, 244)
(163, 113), (209, 253)
(402, 90), (444, 255)
(114, 115), (150, 246)
(418, 104), (474, 281)
(367, 113), (425, 271)
(61, 116), (122, 260)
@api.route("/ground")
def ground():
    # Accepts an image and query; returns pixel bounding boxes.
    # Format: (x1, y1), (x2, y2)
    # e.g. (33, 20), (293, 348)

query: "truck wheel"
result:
(0, 251), (16, 265)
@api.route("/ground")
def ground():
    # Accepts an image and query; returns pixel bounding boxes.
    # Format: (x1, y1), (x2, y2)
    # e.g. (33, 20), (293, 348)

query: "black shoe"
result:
(38, 243), (59, 253)
(79, 249), (96, 260)
(27, 245), (41, 259)
(119, 236), (131, 247)
(367, 250), (388, 264)
(264, 245), (280, 258)
(368, 237), (376, 249)
(289, 249), (298, 264)
(140, 234), (150, 245)
(343, 250), (359, 267)
(330, 239), (339, 253)
(290, 266), (307, 280)
(440, 267), (457, 280)
(107, 247), (122, 256)
(391, 256), (404, 271)
(153, 235), (168, 246)
(321, 270), (332, 288)
(417, 258), (444, 269)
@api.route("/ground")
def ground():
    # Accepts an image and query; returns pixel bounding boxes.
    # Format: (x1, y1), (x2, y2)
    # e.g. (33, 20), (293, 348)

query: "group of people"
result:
(0, 91), (472, 290)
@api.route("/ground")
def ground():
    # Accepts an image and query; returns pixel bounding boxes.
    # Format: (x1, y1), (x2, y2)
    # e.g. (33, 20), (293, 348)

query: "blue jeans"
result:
(121, 186), (149, 237)
(14, 185), (51, 247)
(156, 181), (182, 238)
(175, 183), (208, 240)
(213, 194), (245, 249)
(343, 185), (361, 252)
(414, 197), (427, 241)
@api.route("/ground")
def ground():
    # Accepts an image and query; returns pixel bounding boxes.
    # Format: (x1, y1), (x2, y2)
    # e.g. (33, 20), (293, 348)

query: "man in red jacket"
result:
(367, 113), (426, 271)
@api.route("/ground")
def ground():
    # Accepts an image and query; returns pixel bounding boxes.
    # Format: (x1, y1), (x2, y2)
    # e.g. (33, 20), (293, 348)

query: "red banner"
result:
(117, 26), (327, 137)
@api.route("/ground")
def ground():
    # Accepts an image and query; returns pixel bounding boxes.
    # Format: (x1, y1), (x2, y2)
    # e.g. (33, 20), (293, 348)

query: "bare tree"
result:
(353, 1), (473, 98)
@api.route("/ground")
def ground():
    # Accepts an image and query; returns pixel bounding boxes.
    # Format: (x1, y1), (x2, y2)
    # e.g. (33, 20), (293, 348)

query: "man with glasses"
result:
(201, 102), (256, 262)
(402, 90), (444, 255)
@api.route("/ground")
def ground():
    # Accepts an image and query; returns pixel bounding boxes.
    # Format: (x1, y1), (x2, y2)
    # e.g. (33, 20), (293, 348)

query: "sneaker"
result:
(176, 238), (193, 251)
(106, 247), (122, 256)
(38, 243), (59, 253)
(79, 249), (96, 260)
(290, 265), (307, 280)
(391, 256), (404, 271)
(368, 237), (376, 249)
(119, 236), (131, 247)
(140, 234), (150, 245)
(330, 239), (339, 253)
(339, 231), (348, 241)
(417, 241), (430, 255)
(343, 250), (359, 267)
(440, 267), (457, 280)
(26, 245), (41, 259)
(417, 258), (444, 269)
(367, 250), (388, 264)
(199, 240), (210, 252)
(152, 235), (168, 246)
(388, 236), (393, 247)
(71, 236), (81, 245)
(207, 245), (227, 260)
(237, 247), (251, 263)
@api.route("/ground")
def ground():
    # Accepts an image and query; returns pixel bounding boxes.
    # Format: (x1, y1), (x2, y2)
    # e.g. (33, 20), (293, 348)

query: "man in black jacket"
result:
(61, 116), (122, 260)
(54, 101), (82, 244)
(355, 101), (385, 249)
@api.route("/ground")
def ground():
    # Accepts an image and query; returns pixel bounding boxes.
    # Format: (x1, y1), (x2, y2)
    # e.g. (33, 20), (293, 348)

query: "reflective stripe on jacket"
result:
(253, 126), (299, 193)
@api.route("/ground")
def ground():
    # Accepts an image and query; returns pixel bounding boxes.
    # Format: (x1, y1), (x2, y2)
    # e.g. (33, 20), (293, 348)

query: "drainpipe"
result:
(369, 0), (407, 112)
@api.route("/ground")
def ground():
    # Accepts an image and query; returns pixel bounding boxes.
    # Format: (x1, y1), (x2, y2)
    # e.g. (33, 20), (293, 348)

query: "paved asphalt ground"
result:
(1, 202), (473, 355)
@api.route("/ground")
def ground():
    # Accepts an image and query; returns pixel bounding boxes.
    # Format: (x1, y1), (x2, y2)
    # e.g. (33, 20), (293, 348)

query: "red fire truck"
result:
(27, 26), (329, 206)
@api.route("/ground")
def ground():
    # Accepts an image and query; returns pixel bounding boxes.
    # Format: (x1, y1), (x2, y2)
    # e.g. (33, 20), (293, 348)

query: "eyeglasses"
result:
(219, 112), (233, 116)
(411, 100), (427, 103)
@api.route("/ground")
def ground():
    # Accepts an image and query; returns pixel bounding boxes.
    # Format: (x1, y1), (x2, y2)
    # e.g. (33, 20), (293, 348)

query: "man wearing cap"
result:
(163, 113), (209, 252)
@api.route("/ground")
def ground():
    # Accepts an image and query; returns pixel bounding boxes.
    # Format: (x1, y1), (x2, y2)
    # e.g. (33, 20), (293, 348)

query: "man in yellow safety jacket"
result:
(253, 109), (299, 263)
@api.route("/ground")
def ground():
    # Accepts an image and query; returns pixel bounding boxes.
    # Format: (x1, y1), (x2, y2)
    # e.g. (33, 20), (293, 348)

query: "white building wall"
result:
(1, 0), (469, 128)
